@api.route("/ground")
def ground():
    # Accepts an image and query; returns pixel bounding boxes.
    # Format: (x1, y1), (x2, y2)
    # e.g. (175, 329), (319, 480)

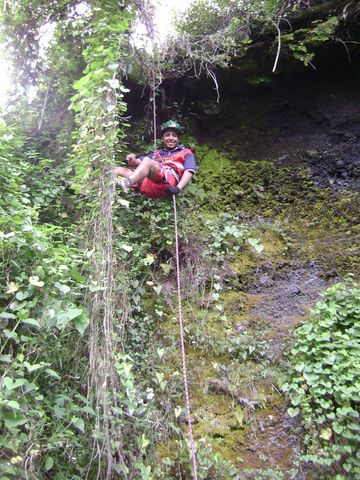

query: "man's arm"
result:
(177, 170), (194, 190)
(167, 170), (194, 195)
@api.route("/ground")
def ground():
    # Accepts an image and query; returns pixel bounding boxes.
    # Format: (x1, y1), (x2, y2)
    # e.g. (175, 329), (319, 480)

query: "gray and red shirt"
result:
(141, 144), (196, 180)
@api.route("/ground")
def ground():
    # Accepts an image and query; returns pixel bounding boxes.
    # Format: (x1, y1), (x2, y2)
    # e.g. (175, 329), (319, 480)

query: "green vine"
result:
(283, 280), (360, 479)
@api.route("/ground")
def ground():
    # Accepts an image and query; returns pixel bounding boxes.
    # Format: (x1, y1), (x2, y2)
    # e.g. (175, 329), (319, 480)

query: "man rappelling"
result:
(113, 120), (196, 199)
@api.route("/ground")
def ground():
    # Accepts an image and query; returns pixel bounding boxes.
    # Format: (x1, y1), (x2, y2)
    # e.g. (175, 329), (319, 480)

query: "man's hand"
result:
(166, 186), (181, 195)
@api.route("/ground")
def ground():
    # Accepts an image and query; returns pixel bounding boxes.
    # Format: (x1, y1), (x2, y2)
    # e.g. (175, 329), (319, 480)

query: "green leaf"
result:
(118, 198), (129, 208)
(74, 313), (90, 335)
(45, 368), (61, 380)
(287, 407), (300, 417)
(22, 318), (40, 328)
(71, 417), (85, 432)
(29, 275), (44, 287)
(55, 283), (71, 295)
(0, 312), (16, 319)
(121, 243), (133, 252)
(7, 400), (20, 410)
(319, 427), (332, 441)
(24, 361), (43, 372)
(247, 237), (264, 253)
(56, 307), (83, 328)
(107, 78), (120, 89)
(139, 434), (150, 450)
(113, 463), (129, 475)
(81, 406), (95, 416)
(15, 290), (30, 301)
(4, 412), (28, 428)
(71, 268), (86, 282)
(44, 456), (54, 472)
(3, 377), (26, 390)
(153, 285), (162, 295)
(157, 348), (165, 360)
(0, 355), (12, 363)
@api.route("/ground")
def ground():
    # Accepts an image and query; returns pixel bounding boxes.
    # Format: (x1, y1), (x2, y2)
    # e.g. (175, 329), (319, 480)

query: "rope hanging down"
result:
(150, 61), (198, 477)
(173, 195), (199, 480)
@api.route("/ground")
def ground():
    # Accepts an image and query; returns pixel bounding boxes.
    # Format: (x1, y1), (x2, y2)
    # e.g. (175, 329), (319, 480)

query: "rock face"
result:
(191, 61), (360, 192)
(125, 43), (359, 479)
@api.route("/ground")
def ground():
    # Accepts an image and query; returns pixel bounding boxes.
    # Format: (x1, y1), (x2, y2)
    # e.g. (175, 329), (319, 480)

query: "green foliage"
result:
(282, 16), (339, 67)
(169, 0), (295, 76)
(70, 2), (131, 191)
(0, 117), (90, 478)
(204, 212), (264, 259)
(283, 280), (360, 478)
(153, 438), (241, 479)
(1, 1), (85, 87)
(1, 1), (358, 479)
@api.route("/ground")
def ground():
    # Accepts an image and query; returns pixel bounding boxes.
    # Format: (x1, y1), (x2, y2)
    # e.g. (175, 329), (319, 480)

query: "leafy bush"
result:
(283, 280), (360, 478)
(0, 119), (90, 479)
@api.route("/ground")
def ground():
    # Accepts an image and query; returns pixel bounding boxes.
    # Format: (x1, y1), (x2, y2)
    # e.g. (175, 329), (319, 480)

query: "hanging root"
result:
(86, 171), (129, 479)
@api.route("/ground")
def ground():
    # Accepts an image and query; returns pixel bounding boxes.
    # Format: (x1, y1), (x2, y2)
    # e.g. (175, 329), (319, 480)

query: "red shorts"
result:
(137, 165), (178, 199)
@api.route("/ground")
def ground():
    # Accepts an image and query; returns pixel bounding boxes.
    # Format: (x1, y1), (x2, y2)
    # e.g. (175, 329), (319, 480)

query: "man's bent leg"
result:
(113, 166), (133, 178)
(128, 157), (161, 185)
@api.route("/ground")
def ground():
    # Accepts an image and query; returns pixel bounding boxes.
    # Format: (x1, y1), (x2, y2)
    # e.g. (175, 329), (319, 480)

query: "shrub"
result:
(283, 280), (360, 478)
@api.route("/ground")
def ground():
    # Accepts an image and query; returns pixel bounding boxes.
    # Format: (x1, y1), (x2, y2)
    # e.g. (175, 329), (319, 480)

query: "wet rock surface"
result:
(251, 266), (329, 356)
(155, 63), (359, 478)
(197, 68), (360, 192)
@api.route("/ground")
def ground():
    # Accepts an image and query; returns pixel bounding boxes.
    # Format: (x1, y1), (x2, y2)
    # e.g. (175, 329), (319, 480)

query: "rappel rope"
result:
(152, 66), (157, 153)
(151, 76), (198, 479)
(172, 195), (199, 480)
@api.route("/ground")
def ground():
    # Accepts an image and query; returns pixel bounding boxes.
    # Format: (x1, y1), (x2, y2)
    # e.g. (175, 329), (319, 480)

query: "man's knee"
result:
(114, 166), (131, 176)
(141, 156), (155, 166)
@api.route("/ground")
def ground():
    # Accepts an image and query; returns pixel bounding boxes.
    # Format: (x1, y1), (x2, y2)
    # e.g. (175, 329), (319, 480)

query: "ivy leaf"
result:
(71, 416), (85, 432)
(74, 313), (90, 335)
(0, 311), (17, 319)
(107, 79), (120, 89)
(106, 103), (116, 113)
(7, 400), (20, 410)
(113, 463), (129, 475)
(56, 307), (83, 328)
(247, 238), (264, 253)
(45, 368), (61, 380)
(44, 456), (54, 472)
(0, 354), (12, 363)
(22, 318), (40, 328)
(5, 282), (19, 294)
(3, 377), (26, 390)
(234, 409), (245, 427)
(24, 361), (43, 372)
(118, 198), (129, 208)
(55, 283), (71, 295)
(157, 348), (165, 360)
(287, 407), (300, 417)
(139, 434), (150, 450)
(71, 268), (86, 282)
(319, 428), (332, 441)
(29, 275), (45, 287)
(4, 412), (28, 428)
(121, 243), (133, 252)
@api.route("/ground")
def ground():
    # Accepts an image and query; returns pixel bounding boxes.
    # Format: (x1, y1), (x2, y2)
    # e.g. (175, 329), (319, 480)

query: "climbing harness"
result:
(173, 195), (199, 480)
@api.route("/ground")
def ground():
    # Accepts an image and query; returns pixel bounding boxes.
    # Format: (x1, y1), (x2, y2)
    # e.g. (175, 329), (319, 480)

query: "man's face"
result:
(162, 129), (180, 150)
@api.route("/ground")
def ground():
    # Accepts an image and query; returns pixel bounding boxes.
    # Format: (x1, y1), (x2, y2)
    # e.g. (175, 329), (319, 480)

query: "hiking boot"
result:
(118, 177), (132, 194)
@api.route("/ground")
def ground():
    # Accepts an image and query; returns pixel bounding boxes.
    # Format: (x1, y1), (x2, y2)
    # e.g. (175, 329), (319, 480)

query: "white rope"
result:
(172, 195), (199, 480)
